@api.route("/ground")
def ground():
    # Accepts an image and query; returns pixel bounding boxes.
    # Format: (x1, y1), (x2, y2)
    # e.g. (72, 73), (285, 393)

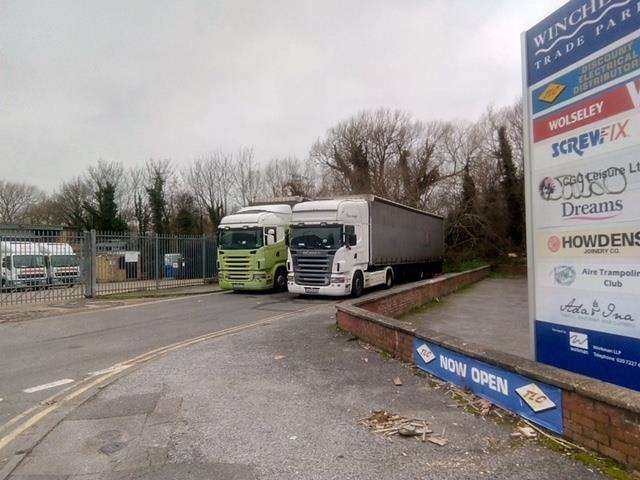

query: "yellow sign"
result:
(538, 83), (565, 103)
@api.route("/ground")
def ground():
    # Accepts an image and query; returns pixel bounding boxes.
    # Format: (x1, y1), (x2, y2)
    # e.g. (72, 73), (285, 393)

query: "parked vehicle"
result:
(287, 195), (444, 297)
(1, 241), (48, 290)
(40, 243), (81, 286)
(217, 204), (294, 291)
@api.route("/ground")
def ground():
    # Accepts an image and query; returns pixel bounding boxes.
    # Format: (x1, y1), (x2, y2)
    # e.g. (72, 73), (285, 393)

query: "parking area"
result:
(400, 277), (531, 359)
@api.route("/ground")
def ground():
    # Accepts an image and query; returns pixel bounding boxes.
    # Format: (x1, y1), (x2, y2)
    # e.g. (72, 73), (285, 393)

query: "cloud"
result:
(0, 0), (564, 190)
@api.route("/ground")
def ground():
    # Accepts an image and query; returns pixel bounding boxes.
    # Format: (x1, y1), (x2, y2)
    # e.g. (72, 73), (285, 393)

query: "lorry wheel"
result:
(274, 268), (287, 292)
(385, 270), (393, 289)
(351, 271), (364, 298)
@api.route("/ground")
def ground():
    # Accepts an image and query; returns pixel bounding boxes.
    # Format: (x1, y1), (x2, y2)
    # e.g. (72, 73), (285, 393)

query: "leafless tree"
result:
(232, 147), (261, 207)
(311, 108), (463, 209)
(0, 180), (43, 224)
(184, 151), (235, 231)
(50, 177), (93, 228)
(263, 157), (316, 199)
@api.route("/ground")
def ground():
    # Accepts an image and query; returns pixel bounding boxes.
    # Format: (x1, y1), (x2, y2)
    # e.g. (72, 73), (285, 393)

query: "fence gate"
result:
(1, 229), (217, 307)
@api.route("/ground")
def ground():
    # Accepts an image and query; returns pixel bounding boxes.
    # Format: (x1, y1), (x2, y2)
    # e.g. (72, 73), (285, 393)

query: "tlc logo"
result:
(551, 120), (629, 158)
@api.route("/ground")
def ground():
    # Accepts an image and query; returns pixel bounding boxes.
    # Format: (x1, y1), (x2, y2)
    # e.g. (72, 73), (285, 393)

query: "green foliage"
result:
(172, 193), (200, 235)
(83, 181), (127, 232)
(146, 170), (168, 234)
(495, 126), (525, 250)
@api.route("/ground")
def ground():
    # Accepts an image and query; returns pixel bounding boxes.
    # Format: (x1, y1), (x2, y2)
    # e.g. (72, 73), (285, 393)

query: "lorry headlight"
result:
(287, 273), (294, 281)
(253, 273), (267, 280)
(331, 275), (346, 284)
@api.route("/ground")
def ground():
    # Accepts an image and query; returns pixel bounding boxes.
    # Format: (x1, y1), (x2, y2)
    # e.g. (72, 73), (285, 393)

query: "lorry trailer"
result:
(217, 203), (293, 291)
(287, 195), (444, 297)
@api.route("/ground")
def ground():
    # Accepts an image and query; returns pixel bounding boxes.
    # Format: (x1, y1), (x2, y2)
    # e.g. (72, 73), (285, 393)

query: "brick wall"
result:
(564, 391), (640, 468)
(357, 267), (490, 318)
(336, 267), (640, 472)
(336, 310), (413, 363)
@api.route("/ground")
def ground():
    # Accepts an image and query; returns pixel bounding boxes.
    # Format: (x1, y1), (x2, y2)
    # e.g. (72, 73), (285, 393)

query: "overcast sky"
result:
(1, 0), (564, 190)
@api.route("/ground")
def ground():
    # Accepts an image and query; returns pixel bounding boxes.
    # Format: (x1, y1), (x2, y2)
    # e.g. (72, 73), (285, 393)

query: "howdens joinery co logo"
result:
(526, 0), (640, 85)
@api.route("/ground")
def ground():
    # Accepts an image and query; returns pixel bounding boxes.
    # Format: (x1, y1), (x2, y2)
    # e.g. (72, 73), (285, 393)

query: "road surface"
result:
(0, 290), (333, 425)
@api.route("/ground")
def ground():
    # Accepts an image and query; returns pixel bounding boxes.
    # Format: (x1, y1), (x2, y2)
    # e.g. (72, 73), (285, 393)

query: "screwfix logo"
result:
(551, 120), (629, 158)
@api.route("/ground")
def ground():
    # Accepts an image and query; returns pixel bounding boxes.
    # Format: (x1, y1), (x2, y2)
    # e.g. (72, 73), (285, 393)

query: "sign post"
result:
(523, 1), (640, 391)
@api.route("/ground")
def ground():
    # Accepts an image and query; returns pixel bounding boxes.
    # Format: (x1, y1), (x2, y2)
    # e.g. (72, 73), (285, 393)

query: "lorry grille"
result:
(55, 271), (79, 277)
(291, 251), (334, 286)
(18, 273), (45, 279)
(221, 255), (252, 281)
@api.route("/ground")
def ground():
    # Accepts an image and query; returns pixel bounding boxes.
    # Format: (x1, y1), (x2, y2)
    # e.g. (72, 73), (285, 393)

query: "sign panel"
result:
(524, 1), (640, 390)
(526, 0), (640, 86)
(414, 340), (564, 433)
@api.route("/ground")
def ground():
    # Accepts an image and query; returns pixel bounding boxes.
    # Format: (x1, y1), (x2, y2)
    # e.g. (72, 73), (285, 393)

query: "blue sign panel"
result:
(532, 34), (640, 114)
(413, 339), (564, 434)
(526, 0), (640, 86)
(536, 320), (640, 391)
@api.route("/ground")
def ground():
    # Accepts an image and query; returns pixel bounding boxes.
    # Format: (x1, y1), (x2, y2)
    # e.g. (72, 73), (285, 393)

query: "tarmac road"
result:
(0, 290), (334, 425)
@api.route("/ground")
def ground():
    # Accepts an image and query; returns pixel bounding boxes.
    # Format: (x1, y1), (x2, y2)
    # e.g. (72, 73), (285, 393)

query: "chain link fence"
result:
(1, 229), (217, 307)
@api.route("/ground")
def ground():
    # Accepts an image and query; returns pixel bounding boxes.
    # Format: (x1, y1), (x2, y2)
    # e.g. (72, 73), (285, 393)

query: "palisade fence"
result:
(0, 229), (217, 307)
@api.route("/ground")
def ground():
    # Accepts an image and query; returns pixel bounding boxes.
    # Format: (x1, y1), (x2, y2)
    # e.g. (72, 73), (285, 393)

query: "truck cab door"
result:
(345, 225), (366, 267)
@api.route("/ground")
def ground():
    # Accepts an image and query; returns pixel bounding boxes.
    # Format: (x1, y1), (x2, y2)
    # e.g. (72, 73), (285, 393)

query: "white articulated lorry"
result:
(287, 195), (444, 297)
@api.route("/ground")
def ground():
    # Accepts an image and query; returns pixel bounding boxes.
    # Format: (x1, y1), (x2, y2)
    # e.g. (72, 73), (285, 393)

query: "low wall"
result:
(336, 268), (640, 471)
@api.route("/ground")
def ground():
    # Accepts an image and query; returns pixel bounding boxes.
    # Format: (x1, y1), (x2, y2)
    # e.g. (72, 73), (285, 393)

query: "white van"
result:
(0, 241), (48, 289)
(40, 243), (81, 286)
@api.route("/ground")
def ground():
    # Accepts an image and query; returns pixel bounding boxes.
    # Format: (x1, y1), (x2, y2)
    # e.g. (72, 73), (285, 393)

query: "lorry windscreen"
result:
(218, 228), (264, 250)
(13, 255), (45, 268)
(50, 255), (79, 267)
(290, 226), (342, 250)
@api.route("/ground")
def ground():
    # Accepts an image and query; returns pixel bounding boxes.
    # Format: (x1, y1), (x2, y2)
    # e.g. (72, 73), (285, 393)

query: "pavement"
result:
(0, 283), (220, 324)
(4, 298), (606, 479)
(401, 277), (532, 359)
(0, 289), (333, 424)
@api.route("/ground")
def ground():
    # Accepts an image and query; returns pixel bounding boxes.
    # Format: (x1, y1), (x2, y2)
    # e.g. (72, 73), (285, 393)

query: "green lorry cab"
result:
(217, 204), (292, 291)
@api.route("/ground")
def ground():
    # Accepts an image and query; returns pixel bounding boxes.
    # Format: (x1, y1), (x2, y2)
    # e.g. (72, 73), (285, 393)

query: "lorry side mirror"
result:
(285, 229), (290, 247)
(266, 228), (276, 246)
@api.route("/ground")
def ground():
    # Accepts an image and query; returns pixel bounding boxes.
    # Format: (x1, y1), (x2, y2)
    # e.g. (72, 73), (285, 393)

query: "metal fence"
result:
(0, 230), (217, 307)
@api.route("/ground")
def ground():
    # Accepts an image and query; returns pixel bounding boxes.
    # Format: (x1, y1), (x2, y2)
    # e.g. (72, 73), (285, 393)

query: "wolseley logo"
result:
(551, 120), (629, 158)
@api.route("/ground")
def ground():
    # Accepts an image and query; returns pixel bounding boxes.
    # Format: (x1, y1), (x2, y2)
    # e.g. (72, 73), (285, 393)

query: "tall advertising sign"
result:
(523, 1), (640, 391)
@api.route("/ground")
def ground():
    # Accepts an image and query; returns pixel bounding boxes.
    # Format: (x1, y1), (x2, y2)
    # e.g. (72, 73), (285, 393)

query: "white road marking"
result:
(23, 379), (75, 394)
(87, 366), (121, 376)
